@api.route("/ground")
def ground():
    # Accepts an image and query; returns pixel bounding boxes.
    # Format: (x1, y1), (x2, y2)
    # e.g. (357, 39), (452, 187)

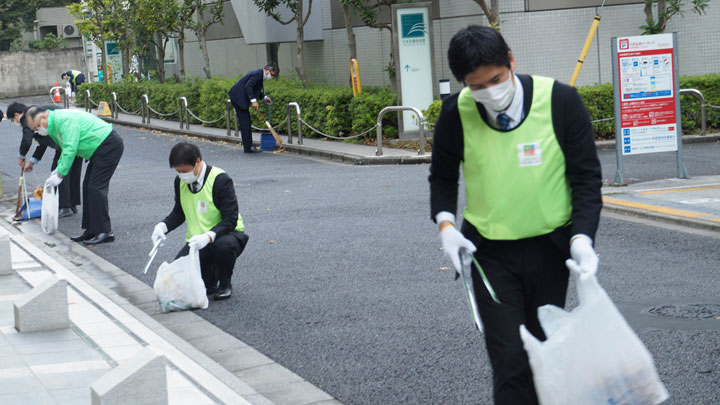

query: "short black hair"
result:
(447, 25), (511, 82)
(264, 62), (279, 76)
(26, 106), (48, 122)
(61, 73), (68, 79)
(169, 142), (202, 168)
(6, 102), (28, 119)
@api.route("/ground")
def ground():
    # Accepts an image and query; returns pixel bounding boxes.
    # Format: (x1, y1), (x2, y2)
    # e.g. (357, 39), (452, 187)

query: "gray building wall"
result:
(183, 0), (719, 95)
(0, 48), (85, 97)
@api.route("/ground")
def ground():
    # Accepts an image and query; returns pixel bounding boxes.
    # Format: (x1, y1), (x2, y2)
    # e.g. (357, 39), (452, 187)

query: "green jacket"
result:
(47, 110), (113, 176)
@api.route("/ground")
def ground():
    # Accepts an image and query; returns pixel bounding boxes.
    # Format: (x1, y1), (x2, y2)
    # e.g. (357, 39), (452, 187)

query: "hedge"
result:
(77, 73), (719, 142)
(422, 73), (720, 139)
(77, 76), (396, 142)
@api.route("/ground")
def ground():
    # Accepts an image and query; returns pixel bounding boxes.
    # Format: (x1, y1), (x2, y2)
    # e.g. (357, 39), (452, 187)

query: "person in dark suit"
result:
(151, 142), (249, 300)
(228, 63), (280, 153)
(6, 102), (83, 218)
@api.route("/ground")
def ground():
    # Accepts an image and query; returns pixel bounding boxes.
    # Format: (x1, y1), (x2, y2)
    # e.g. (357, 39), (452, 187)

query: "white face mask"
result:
(178, 170), (198, 184)
(37, 125), (49, 136)
(263, 71), (273, 81)
(471, 73), (516, 112)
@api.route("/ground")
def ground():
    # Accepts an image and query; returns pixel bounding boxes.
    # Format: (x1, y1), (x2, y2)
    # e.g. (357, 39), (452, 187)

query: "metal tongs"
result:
(458, 248), (501, 332)
(143, 239), (165, 274)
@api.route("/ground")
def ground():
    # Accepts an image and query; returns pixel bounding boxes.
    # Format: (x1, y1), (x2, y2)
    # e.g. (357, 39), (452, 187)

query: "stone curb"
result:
(601, 203), (720, 233)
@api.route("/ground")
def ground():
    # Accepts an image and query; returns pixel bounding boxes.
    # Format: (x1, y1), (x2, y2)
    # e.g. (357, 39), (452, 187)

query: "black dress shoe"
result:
(83, 232), (115, 245)
(244, 146), (262, 153)
(71, 231), (95, 242)
(58, 208), (74, 218)
(71, 206), (78, 214)
(214, 287), (232, 300)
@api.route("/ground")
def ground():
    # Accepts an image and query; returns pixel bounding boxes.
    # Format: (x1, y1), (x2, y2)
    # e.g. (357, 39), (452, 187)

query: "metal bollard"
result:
(178, 97), (188, 129)
(141, 94), (150, 124)
(286, 102), (303, 145)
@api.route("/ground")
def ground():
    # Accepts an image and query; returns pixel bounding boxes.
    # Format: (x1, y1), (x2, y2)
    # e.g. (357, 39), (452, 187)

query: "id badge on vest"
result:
(198, 200), (208, 213)
(517, 142), (542, 167)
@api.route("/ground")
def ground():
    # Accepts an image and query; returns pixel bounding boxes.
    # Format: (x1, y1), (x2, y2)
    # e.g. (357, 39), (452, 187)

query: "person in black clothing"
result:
(6, 102), (83, 218)
(151, 143), (248, 301)
(61, 70), (86, 95)
(228, 63), (279, 153)
(428, 26), (602, 404)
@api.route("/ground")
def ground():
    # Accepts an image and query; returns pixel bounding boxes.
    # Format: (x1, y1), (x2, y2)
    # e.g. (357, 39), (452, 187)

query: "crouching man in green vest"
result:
(429, 26), (602, 404)
(152, 142), (248, 301)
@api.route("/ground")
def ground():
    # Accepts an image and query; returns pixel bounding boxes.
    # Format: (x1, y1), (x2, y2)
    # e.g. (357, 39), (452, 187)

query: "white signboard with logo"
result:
(392, 3), (437, 137)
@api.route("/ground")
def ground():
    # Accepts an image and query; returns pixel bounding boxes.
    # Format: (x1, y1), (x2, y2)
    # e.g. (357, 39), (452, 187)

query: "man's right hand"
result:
(251, 101), (259, 109)
(17, 158), (25, 168)
(23, 161), (34, 173)
(439, 223), (477, 275)
(152, 222), (168, 245)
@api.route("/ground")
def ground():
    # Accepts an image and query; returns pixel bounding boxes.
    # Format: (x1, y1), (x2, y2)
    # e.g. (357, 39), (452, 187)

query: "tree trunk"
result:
(489, 0), (499, 28)
(387, 28), (396, 93)
(197, 5), (212, 79)
(100, 38), (108, 83)
(343, 3), (357, 86)
(154, 34), (166, 83)
(177, 33), (186, 82)
(295, 1), (307, 84)
(121, 46), (130, 78)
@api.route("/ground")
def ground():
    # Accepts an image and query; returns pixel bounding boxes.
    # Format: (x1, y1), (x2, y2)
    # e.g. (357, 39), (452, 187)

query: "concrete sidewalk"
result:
(0, 207), (339, 405)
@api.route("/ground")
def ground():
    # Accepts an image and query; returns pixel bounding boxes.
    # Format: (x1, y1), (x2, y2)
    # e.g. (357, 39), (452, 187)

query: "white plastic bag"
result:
(153, 247), (209, 312)
(520, 270), (669, 405)
(41, 185), (59, 234)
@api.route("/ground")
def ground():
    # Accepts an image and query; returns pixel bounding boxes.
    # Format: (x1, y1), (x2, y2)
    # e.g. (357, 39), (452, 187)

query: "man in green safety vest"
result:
(151, 142), (249, 301)
(61, 70), (86, 95)
(429, 26), (602, 404)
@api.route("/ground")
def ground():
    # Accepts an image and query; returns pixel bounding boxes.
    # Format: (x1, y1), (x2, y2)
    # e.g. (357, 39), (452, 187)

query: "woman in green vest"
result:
(428, 26), (602, 404)
(151, 142), (248, 301)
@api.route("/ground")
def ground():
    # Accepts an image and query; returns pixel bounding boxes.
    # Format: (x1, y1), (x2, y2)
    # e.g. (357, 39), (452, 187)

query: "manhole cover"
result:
(645, 304), (720, 320)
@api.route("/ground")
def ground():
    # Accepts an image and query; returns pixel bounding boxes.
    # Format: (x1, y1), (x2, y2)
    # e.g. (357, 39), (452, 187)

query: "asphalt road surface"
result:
(0, 101), (717, 404)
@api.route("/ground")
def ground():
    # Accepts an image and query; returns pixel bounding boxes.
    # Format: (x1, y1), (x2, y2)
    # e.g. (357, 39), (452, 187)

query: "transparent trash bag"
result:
(153, 247), (209, 313)
(520, 270), (669, 405)
(41, 184), (59, 234)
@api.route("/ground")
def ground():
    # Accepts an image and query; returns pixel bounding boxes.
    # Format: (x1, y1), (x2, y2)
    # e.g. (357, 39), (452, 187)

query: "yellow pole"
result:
(569, 15), (601, 87)
(350, 59), (362, 96)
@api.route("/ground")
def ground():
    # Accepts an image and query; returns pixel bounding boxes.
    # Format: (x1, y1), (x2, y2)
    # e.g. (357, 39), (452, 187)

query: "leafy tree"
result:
(0, 0), (74, 51)
(336, 0), (357, 62)
(641, 0), (708, 34)
(68, 0), (112, 81)
(133, 0), (180, 83)
(253, 0), (314, 84)
(189, 0), (225, 79)
(29, 32), (68, 49)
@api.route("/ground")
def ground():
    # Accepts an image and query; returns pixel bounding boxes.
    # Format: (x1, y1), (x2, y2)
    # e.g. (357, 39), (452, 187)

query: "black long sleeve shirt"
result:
(428, 74), (602, 241)
(162, 165), (241, 237)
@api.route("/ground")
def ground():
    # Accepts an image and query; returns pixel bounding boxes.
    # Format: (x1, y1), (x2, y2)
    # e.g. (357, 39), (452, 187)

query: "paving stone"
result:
(14, 275), (69, 332)
(0, 235), (11, 275)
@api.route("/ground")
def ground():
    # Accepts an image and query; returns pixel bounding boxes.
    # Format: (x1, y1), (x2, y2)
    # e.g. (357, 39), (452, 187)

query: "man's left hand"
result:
(188, 232), (213, 250)
(264, 96), (272, 105)
(45, 171), (63, 187)
(566, 234), (598, 277)
(23, 161), (35, 173)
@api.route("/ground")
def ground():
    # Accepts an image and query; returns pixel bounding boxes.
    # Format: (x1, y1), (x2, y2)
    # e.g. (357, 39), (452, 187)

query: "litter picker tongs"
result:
(458, 248), (501, 331)
(143, 239), (164, 274)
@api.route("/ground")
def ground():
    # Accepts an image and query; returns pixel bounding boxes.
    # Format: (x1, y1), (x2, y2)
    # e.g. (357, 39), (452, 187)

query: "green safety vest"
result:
(47, 110), (112, 177)
(458, 75), (572, 240)
(70, 70), (82, 83)
(180, 166), (244, 242)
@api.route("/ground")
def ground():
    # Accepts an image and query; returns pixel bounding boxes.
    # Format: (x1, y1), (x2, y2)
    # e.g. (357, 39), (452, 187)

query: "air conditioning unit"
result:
(62, 24), (80, 38)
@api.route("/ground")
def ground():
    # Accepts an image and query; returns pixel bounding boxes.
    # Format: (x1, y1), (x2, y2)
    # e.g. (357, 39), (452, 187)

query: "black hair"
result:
(264, 62), (280, 76)
(61, 73), (68, 79)
(447, 25), (511, 82)
(0, 109), (3, 123)
(169, 142), (202, 168)
(6, 102), (28, 119)
(26, 106), (48, 122)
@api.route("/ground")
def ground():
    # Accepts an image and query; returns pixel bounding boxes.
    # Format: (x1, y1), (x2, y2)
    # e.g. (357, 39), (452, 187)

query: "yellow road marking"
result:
(640, 186), (720, 195)
(603, 196), (713, 219)
(711, 219), (720, 223)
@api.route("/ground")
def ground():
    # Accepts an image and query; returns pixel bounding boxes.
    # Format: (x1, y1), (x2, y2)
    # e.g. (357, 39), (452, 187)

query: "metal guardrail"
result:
(141, 94), (150, 124)
(49, 86), (70, 109)
(178, 97), (189, 129)
(110, 92), (118, 119)
(376, 106), (426, 156)
(286, 102), (303, 145)
(225, 100), (239, 137)
(679, 88), (706, 136)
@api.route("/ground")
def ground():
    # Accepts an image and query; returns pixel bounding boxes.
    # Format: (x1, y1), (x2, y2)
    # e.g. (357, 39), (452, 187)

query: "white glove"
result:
(152, 222), (168, 245)
(188, 232), (213, 250)
(566, 234), (598, 277)
(45, 171), (63, 187)
(440, 226), (477, 275)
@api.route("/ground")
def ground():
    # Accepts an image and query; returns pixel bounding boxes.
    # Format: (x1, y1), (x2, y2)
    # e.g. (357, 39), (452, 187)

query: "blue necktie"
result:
(496, 113), (510, 130)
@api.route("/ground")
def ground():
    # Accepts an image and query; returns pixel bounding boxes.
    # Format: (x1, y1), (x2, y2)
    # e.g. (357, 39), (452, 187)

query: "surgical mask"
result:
(471, 73), (516, 112)
(263, 71), (273, 81)
(37, 125), (49, 136)
(178, 171), (198, 184)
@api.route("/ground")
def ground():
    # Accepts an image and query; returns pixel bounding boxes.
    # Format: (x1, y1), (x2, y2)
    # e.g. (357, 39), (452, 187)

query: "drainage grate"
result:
(646, 304), (720, 320)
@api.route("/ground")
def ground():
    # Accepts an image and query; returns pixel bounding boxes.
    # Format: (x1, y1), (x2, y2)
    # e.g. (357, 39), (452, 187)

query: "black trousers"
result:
(81, 130), (124, 234)
(232, 104), (254, 151)
(71, 74), (85, 93)
(462, 221), (571, 405)
(51, 152), (82, 209)
(174, 232), (247, 289)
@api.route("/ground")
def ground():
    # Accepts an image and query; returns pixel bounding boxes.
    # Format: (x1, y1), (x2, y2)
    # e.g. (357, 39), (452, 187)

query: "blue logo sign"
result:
(401, 13), (426, 38)
(624, 146), (631, 153)
(623, 129), (630, 136)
